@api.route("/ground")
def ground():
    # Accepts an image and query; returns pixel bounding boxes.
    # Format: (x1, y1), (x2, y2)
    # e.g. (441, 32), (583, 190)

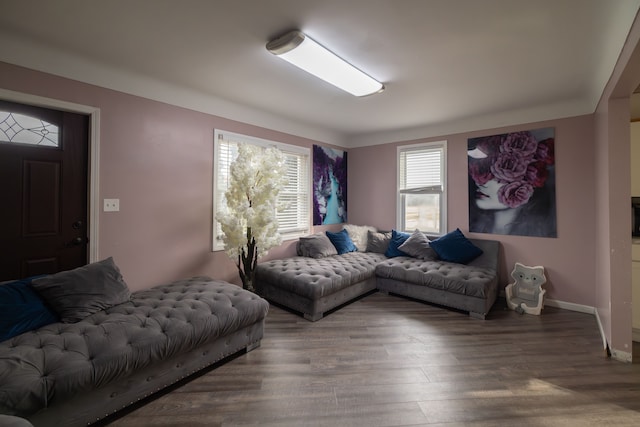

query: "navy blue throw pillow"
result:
(0, 277), (59, 342)
(430, 228), (483, 264)
(385, 229), (411, 257)
(326, 229), (358, 255)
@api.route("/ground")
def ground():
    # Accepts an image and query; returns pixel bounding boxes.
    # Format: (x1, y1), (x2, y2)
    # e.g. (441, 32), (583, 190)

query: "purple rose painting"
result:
(313, 145), (347, 225)
(468, 128), (557, 237)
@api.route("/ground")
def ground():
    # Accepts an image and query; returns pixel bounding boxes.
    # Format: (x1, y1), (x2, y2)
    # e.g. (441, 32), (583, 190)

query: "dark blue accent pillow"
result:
(326, 229), (358, 255)
(0, 277), (59, 342)
(430, 228), (483, 264)
(385, 229), (411, 257)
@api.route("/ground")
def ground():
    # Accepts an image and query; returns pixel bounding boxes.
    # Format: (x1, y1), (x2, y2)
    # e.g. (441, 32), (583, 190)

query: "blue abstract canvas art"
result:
(313, 145), (347, 225)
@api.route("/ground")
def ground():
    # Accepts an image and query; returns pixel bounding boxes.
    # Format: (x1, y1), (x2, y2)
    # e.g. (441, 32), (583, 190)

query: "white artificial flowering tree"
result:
(216, 143), (287, 292)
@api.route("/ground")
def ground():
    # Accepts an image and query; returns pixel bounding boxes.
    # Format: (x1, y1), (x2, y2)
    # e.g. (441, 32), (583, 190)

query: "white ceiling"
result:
(0, 0), (638, 147)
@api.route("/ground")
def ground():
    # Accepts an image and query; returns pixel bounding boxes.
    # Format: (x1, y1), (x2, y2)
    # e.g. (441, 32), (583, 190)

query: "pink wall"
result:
(593, 12), (640, 358)
(1, 58), (603, 307)
(0, 50), (635, 359)
(0, 61), (323, 291)
(349, 115), (598, 306)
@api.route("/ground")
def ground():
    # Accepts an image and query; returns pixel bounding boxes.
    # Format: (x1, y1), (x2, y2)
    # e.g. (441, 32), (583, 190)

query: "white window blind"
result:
(278, 153), (310, 233)
(213, 130), (310, 251)
(397, 141), (447, 234)
(400, 147), (443, 191)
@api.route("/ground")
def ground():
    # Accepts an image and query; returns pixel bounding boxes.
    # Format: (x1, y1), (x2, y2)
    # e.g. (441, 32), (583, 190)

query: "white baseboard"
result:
(611, 348), (633, 363)
(545, 299), (611, 352)
(594, 308), (609, 351)
(536, 299), (631, 361)
(633, 328), (640, 342)
(544, 298), (595, 314)
(504, 297), (634, 362)
(593, 307), (632, 363)
(497, 293), (596, 315)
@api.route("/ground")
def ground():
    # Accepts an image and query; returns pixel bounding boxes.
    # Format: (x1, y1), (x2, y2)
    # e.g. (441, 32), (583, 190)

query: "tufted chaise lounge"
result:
(0, 277), (269, 427)
(255, 252), (386, 321)
(255, 237), (500, 321)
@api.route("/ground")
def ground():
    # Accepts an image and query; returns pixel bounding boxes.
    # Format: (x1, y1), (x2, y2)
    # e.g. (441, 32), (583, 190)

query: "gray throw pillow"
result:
(296, 233), (338, 258)
(31, 257), (131, 323)
(398, 229), (439, 260)
(366, 230), (392, 253)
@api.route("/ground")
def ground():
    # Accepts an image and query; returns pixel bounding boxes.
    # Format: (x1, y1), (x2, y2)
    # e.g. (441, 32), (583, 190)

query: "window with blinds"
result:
(397, 141), (447, 235)
(213, 130), (310, 251)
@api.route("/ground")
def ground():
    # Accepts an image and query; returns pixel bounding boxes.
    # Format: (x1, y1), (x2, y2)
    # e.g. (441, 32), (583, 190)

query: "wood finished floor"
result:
(105, 293), (640, 426)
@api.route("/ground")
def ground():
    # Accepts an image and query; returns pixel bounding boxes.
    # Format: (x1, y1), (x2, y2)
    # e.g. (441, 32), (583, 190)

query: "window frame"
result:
(212, 129), (311, 252)
(396, 140), (447, 235)
(0, 109), (61, 147)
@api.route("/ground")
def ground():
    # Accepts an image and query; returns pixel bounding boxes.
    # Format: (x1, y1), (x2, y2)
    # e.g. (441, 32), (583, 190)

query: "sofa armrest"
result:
(466, 238), (500, 272)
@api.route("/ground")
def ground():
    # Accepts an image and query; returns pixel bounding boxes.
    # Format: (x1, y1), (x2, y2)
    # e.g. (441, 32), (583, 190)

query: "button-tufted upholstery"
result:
(0, 277), (269, 419)
(255, 252), (385, 321)
(256, 252), (387, 299)
(375, 257), (495, 298)
(377, 238), (500, 319)
(255, 238), (500, 321)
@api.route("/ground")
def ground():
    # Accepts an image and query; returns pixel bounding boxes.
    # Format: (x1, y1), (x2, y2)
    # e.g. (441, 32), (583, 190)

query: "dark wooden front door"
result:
(0, 100), (89, 280)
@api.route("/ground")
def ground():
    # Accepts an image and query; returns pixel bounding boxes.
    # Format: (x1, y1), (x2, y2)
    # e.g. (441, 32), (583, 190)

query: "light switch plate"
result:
(104, 198), (120, 212)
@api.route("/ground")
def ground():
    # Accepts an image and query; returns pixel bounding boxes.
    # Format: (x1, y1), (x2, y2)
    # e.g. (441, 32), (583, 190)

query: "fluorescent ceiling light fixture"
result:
(266, 30), (385, 97)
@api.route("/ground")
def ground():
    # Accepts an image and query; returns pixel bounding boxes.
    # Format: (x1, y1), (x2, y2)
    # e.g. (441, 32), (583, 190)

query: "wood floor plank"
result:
(104, 292), (640, 426)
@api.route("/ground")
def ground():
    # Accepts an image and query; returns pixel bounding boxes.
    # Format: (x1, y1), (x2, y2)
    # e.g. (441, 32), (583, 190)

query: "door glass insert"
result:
(0, 111), (60, 147)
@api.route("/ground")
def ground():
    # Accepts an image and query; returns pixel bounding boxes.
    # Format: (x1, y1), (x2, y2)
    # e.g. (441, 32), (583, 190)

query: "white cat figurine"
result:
(505, 262), (547, 315)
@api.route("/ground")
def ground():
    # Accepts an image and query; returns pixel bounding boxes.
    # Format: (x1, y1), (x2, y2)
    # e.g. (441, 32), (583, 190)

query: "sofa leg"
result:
(469, 311), (486, 320)
(246, 341), (261, 352)
(304, 312), (323, 321)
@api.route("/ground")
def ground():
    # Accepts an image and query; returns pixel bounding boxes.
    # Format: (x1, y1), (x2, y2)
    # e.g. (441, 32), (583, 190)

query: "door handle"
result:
(71, 237), (86, 245)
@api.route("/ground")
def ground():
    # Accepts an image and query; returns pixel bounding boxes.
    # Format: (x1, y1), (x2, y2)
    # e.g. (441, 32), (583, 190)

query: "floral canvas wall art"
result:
(313, 145), (347, 225)
(467, 128), (556, 237)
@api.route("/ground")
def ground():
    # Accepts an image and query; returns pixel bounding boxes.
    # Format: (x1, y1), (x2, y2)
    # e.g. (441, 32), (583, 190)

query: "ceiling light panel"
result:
(267, 30), (384, 97)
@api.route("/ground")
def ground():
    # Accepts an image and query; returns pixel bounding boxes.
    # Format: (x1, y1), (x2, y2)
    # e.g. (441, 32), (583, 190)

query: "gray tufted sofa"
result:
(0, 276), (269, 427)
(255, 238), (500, 321)
(375, 238), (500, 319)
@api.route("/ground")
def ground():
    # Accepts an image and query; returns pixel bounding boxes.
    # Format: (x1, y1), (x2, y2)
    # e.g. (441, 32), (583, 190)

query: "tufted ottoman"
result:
(255, 252), (386, 321)
(0, 277), (269, 427)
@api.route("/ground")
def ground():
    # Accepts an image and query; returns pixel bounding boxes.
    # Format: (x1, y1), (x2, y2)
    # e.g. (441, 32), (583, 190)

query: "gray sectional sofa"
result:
(255, 228), (500, 321)
(0, 274), (269, 427)
(255, 251), (386, 321)
(375, 238), (500, 319)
